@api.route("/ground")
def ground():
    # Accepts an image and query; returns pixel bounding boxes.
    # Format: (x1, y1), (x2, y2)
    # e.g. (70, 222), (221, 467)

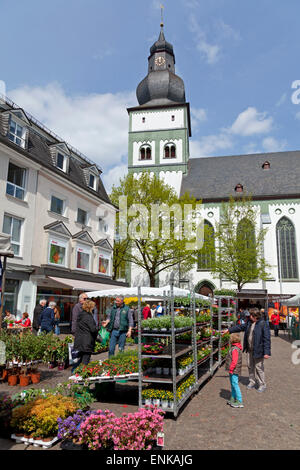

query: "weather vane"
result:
(160, 4), (164, 27)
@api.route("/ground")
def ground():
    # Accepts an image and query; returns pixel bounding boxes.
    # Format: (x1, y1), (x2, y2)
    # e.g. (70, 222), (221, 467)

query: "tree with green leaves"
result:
(203, 195), (270, 291)
(110, 172), (201, 287)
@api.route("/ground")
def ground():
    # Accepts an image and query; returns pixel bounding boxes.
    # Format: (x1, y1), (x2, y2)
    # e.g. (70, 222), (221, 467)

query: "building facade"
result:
(127, 25), (300, 301)
(0, 95), (125, 322)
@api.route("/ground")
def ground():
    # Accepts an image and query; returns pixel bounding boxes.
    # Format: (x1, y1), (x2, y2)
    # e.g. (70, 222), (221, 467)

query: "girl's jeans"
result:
(229, 373), (243, 403)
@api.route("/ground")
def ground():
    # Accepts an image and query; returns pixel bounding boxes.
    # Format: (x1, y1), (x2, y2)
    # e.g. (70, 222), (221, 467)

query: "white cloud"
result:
(191, 107), (207, 130)
(8, 83), (136, 173)
(262, 137), (287, 153)
(102, 164), (128, 194)
(229, 107), (273, 137)
(190, 133), (233, 158)
(188, 14), (221, 65)
(276, 93), (287, 107)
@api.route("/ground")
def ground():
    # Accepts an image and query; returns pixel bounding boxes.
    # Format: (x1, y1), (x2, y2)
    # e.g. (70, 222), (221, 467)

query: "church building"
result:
(127, 23), (300, 301)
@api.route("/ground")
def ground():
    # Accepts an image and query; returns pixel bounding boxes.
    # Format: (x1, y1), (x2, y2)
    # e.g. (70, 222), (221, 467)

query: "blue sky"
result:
(2, 0), (300, 190)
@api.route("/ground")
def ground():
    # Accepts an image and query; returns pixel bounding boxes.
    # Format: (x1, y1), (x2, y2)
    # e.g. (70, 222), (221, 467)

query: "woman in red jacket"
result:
(15, 312), (32, 328)
(270, 309), (280, 337)
(142, 304), (151, 320)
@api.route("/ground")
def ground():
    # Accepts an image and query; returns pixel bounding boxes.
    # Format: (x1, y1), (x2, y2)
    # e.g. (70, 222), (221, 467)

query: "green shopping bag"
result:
(97, 326), (110, 346)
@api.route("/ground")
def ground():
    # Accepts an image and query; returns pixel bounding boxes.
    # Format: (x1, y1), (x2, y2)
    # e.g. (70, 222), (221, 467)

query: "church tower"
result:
(127, 21), (191, 195)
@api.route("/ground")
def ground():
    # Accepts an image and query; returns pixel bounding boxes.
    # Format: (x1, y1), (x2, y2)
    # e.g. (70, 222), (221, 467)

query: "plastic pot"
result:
(8, 374), (18, 386)
(30, 372), (41, 384)
(19, 375), (30, 387)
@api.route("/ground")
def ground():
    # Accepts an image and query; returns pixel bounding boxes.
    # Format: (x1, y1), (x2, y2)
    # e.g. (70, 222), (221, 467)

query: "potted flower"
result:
(58, 410), (92, 450)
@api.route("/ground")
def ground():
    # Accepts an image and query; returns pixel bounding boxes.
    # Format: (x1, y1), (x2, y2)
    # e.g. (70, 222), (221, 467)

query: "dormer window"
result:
(235, 184), (243, 193)
(9, 119), (26, 148)
(88, 173), (98, 190)
(262, 161), (270, 170)
(140, 145), (152, 160)
(55, 151), (68, 173)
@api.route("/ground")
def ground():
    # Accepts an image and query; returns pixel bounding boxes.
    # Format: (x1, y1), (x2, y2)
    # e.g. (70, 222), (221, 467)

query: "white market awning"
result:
(47, 276), (120, 292)
(86, 285), (210, 300)
(284, 294), (300, 306)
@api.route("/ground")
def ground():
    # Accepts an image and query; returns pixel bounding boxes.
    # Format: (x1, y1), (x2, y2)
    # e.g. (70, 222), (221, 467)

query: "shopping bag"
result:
(68, 343), (80, 365)
(97, 326), (110, 346)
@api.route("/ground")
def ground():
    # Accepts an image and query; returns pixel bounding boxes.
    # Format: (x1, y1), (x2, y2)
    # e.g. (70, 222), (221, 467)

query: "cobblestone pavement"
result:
(1, 334), (299, 450)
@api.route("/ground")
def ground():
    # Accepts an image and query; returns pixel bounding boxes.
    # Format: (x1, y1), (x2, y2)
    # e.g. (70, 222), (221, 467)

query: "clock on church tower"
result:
(127, 23), (192, 196)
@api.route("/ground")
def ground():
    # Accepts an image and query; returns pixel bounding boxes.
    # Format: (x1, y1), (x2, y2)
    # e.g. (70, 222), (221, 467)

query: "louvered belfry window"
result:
(276, 217), (298, 280)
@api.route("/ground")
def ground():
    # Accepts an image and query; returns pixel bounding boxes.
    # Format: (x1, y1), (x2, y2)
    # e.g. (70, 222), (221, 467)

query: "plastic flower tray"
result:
(11, 434), (60, 449)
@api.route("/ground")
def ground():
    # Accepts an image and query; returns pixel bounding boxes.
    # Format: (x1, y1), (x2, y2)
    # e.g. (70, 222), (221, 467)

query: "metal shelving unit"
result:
(137, 279), (231, 417)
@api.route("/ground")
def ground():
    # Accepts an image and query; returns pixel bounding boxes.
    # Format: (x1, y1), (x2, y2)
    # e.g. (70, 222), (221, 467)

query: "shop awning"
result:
(47, 276), (119, 292)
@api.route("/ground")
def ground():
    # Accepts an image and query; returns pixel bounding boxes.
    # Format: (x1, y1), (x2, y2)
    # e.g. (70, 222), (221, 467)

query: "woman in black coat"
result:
(74, 300), (98, 367)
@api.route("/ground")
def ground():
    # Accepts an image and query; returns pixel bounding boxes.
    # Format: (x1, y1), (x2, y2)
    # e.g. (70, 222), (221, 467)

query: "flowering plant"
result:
(57, 409), (93, 442)
(177, 354), (193, 369)
(176, 374), (195, 401)
(142, 344), (164, 355)
(10, 395), (77, 437)
(197, 346), (211, 361)
(111, 407), (164, 450)
(0, 395), (13, 413)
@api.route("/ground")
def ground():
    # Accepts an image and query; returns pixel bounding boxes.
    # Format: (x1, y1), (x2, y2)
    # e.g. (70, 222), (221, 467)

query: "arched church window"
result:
(197, 220), (215, 270)
(164, 143), (176, 159)
(276, 217), (298, 280)
(139, 145), (152, 160)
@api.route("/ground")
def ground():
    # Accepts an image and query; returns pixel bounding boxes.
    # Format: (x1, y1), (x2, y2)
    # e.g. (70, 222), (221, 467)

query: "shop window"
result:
(48, 238), (67, 266)
(76, 247), (90, 271)
(98, 251), (111, 276)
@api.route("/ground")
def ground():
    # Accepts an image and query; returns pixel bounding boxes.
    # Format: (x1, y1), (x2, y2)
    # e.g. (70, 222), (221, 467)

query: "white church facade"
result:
(127, 24), (300, 301)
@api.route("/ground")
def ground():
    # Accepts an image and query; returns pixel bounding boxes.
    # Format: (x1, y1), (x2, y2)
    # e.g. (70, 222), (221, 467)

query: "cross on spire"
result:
(160, 4), (164, 27)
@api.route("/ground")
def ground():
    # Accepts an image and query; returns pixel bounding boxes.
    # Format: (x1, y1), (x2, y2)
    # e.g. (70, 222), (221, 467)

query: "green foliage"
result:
(110, 173), (200, 286)
(214, 289), (236, 297)
(205, 195), (270, 291)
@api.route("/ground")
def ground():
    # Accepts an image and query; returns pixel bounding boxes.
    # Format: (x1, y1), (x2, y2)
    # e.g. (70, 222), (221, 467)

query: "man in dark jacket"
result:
(228, 307), (271, 392)
(32, 299), (47, 335)
(39, 301), (56, 333)
(71, 293), (88, 335)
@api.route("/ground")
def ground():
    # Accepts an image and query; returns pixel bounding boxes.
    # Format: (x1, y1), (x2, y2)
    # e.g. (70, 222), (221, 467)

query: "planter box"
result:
(11, 434), (59, 449)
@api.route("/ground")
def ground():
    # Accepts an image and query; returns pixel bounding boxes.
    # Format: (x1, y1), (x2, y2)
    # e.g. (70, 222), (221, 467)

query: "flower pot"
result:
(30, 372), (41, 384)
(8, 374), (18, 386)
(153, 399), (160, 407)
(48, 362), (56, 369)
(19, 375), (30, 387)
(161, 400), (169, 409)
(2, 369), (8, 382)
(42, 437), (54, 442)
(168, 401), (174, 409)
(163, 367), (169, 375)
(155, 367), (162, 375)
(145, 399), (152, 406)
(57, 362), (65, 371)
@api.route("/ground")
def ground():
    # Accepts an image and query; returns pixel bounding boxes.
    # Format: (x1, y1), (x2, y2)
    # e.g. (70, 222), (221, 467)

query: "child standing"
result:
(225, 333), (244, 408)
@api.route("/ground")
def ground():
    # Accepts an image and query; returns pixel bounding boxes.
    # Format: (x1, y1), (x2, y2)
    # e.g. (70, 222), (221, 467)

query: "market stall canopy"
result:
(86, 285), (210, 300)
(284, 294), (300, 306)
(47, 276), (121, 292)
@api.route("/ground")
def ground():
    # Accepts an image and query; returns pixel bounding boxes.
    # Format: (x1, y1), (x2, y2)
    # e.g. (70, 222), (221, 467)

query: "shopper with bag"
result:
(74, 300), (98, 368)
